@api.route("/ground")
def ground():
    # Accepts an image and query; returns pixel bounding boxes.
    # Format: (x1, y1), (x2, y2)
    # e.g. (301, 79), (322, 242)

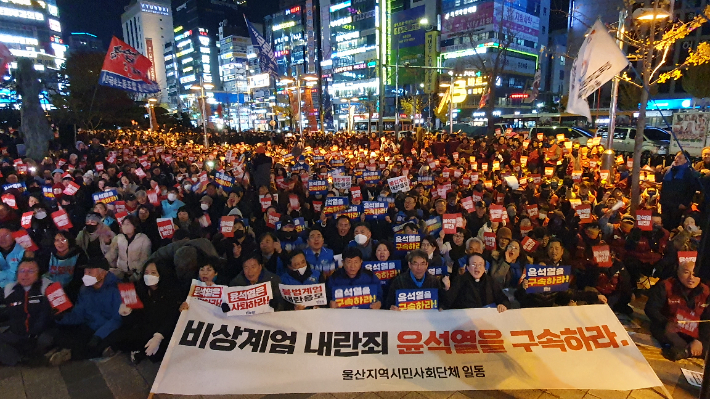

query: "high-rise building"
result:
(218, 24), (251, 130)
(439, 0), (550, 122)
(121, 0), (175, 103)
(0, 0), (65, 108)
(66, 32), (104, 54)
(168, 0), (249, 109)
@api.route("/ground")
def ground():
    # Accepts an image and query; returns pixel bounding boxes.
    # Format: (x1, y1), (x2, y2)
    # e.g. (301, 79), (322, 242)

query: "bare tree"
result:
(360, 88), (378, 135)
(455, 1), (518, 134)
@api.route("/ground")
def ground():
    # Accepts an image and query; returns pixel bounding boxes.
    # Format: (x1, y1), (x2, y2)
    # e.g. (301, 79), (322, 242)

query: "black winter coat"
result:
(442, 272), (510, 309)
(0, 279), (52, 337)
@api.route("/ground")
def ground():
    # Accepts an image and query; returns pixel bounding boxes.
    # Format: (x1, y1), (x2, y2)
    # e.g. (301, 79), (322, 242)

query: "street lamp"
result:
(146, 98), (158, 131)
(632, 8), (671, 21)
(191, 78), (214, 147)
(447, 70), (454, 135)
(281, 72), (318, 136)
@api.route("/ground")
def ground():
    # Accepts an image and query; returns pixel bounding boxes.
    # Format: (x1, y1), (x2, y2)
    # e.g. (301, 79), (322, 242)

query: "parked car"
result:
(596, 126), (670, 155)
(528, 126), (595, 145)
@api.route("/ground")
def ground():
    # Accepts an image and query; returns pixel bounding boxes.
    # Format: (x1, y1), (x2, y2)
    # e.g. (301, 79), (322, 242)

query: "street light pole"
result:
(602, 10), (627, 173)
(191, 77), (213, 147)
(448, 71), (454, 135)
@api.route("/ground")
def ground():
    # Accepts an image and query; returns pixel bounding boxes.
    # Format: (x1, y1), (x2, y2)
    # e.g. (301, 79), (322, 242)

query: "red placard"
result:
(600, 170), (610, 181)
(461, 197), (474, 213)
(267, 212), (281, 229)
(678, 251), (698, 265)
(572, 171), (582, 183)
(636, 210), (652, 231)
(156, 218), (175, 239)
(520, 156), (528, 167)
(51, 209), (73, 230)
(63, 181), (80, 196)
(12, 230), (38, 251)
(260, 195), (273, 212)
(312, 201), (322, 213)
(95, 162), (104, 171)
(289, 194), (301, 211)
(118, 282), (144, 309)
(531, 174), (541, 184)
(537, 132), (544, 140)
(521, 236), (538, 252)
(220, 216), (235, 237)
(45, 282), (72, 313)
(147, 191), (159, 206)
(483, 232), (496, 251)
(114, 201), (126, 215)
(592, 245), (612, 267)
(544, 167), (554, 177)
(1, 193), (16, 209)
(526, 204), (538, 218)
(134, 168), (146, 179)
(471, 191), (482, 203)
(115, 212), (128, 226)
(442, 214), (458, 234)
(575, 204), (592, 223)
(21, 212), (33, 229)
(489, 205), (504, 223)
(351, 187), (362, 202)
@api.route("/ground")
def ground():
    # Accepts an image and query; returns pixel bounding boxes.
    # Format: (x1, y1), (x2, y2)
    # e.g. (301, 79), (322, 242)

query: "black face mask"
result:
(279, 231), (296, 241)
(85, 224), (98, 233)
(234, 230), (245, 239)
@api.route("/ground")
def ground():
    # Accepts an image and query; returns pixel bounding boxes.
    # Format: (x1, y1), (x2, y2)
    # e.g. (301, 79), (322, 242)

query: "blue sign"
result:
(396, 289), (438, 310)
(524, 265), (571, 293)
(363, 260), (401, 284)
(332, 284), (379, 309)
(646, 98), (693, 110)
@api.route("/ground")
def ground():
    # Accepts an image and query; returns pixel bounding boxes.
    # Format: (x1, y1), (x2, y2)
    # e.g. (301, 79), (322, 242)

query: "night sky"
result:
(57, 0), (569, 50)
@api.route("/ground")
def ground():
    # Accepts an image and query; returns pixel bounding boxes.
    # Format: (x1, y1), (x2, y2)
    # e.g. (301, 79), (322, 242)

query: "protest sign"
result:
(396, 289), (438, 310)
(363, 261), (401, 284)
(592, 245), (612, 267)
(442, 214), (459, 235)
(93, 190), (119, 204)
(333, 175), (352, 191)
(52, 209), (73, 230)
(363, 201), (387, 220)
(152, 301), (661, 395)
(20, 212), (32, 229)
(388, 176), (411, 193)
(483, 232), (496, 251)
(678, 251), (698, 265)
(118, 282), (144, 309)
(220, 216), (235, 237)
(575, 204), (592, 223)
(1, 193), (16, 208)
(189, 281), (225, 306)
(636, 210), (652, 231)
(324, 197), (349, 216)
(224, 283), (274, 315)
(279, 284), (328, 307)
(215, 172), (234, 191)
(46, 282), (72, 313)
(394, 235), (421, 252)
(12, 230), (38, 251)
(521, 236), (539, 253)
(309, 180), (328, 195)
(526, 204), (538, 218)
(489, 205), (504, 223)
(351, 187), (362, 202)
(332, 284), (379, 309)
(157, 218), (175, 239)
(525, 265), (571, 293)
(461, 197), (474, 213)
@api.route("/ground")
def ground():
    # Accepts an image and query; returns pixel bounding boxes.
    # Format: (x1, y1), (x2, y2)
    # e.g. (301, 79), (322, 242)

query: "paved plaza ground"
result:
(0, 301), (705, 399)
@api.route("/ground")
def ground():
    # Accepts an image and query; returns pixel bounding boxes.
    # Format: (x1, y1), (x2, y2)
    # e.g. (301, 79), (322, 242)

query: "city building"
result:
(265, 1), (322, 131)
(218, 24), (251, 130)
(439, 0), (550, 123)
(66, 32), (104, 54)
(121, 0), (175, 103)
(168, 0), (249, 110)
(0, 0), (66, 108)
(546, 30), (567, 96)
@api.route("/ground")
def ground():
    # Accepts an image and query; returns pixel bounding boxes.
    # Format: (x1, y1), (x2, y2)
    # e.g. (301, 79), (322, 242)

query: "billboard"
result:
(248, 73), (271, 88)
(390, 6), (426, 85)
(423, 31), (439, 94)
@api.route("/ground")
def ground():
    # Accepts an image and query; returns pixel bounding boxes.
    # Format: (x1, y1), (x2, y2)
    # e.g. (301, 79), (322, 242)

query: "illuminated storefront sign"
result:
(0, 6), (43, 20)
(141, 2), (170, 15)
(273, 21), (296, 31)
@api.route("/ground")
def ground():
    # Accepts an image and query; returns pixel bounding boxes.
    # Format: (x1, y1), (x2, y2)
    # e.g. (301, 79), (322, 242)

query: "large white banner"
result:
(151, 301), (661, 395)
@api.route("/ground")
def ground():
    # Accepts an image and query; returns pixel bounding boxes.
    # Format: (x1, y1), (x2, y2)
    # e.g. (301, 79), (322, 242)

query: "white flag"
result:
(567, 20), (629, 121)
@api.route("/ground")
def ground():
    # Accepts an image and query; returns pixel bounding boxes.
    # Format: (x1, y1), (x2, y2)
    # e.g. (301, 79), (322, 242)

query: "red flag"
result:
(98, 37), (159, 93)
(0, 42), (14, 77)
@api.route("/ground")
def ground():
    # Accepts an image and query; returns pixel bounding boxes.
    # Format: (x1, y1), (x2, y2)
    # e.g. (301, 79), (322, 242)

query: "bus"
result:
(353, 116), (413, 134)
(499, 111), (637, 132)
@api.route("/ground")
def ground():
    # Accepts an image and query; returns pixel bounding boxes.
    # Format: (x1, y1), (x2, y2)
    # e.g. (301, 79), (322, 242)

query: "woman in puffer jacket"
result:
(106, 215), (152, 282)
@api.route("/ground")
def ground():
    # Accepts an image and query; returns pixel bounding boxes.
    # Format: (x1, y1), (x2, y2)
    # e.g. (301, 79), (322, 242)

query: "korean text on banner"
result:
(152, 302), (662, 395)
(396, 289), (438, 310)
(525, 265), (571, 293)
(279, 284), (327, 307)
(224, 283), (274, 315)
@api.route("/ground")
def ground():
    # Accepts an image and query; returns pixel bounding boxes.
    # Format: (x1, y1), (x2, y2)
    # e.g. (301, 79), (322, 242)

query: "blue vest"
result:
(47, 253), (80, 286)
(161, 199), (185, 219)
(304, 247), (335, 273)
(0, 243), (26, 288)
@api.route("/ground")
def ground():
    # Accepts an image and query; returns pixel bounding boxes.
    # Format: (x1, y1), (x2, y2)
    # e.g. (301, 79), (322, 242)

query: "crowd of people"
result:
(0, 126), (709, 368)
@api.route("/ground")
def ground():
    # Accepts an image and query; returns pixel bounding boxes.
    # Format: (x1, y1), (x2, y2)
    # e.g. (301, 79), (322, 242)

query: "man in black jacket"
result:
(386, 249), (442, 309)
(442, 253), (510, 311)
(0, 259), (52, 366)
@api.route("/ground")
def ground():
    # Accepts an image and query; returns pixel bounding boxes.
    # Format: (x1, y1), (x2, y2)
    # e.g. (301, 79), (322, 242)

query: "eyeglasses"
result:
(55, 238), (68, 243)
(18, 269), (37, 274)
(410, 261), (428, 267)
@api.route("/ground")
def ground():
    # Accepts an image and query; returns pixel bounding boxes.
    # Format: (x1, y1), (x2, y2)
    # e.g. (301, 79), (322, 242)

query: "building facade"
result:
(66, 32), (103, 54)
(121, 0), (175, 103)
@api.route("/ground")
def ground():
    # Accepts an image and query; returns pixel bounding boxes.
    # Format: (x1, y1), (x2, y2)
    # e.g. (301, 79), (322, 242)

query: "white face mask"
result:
(167, 193), (177, 201)
(144, 274), (160, 286)
(35, 211), (47, 220)
(296, 266), (307, 275)
(184, 184), (192, 191)
(354, 234), (368, 245)
(201, 203), (209, 211)
(82, 274), (98, 286)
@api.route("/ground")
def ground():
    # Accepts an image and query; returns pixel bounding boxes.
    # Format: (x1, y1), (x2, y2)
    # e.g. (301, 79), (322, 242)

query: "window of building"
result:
(543, 7), (547, 15)
(559, 70), (564, 80)
(542, 26), (546, 34)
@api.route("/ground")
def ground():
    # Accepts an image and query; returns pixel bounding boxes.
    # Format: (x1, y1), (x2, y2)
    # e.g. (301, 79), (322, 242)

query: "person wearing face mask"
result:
(27, 203), (58, 255)
(105, 215), (152, 282)
(50, 255), (123, 365)
(348, 223), (378, 260)
(198, 195), (218, 237)
(160, 187), (185, 219)
(645, 261), (710, 361)
(276, 216), (306, 254)
(441, 253), (509, 312)
(279, 250), (324, 310)
(76, 213), (115, 259)
(109, 262), (181, 364)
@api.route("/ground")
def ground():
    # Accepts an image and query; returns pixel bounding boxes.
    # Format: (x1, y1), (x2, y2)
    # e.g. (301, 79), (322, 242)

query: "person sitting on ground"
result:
(326, 247), (383, 309)
(386, 249), (442, 310)
(442, 253), (510, 312)
(645, 261), (710, 361)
